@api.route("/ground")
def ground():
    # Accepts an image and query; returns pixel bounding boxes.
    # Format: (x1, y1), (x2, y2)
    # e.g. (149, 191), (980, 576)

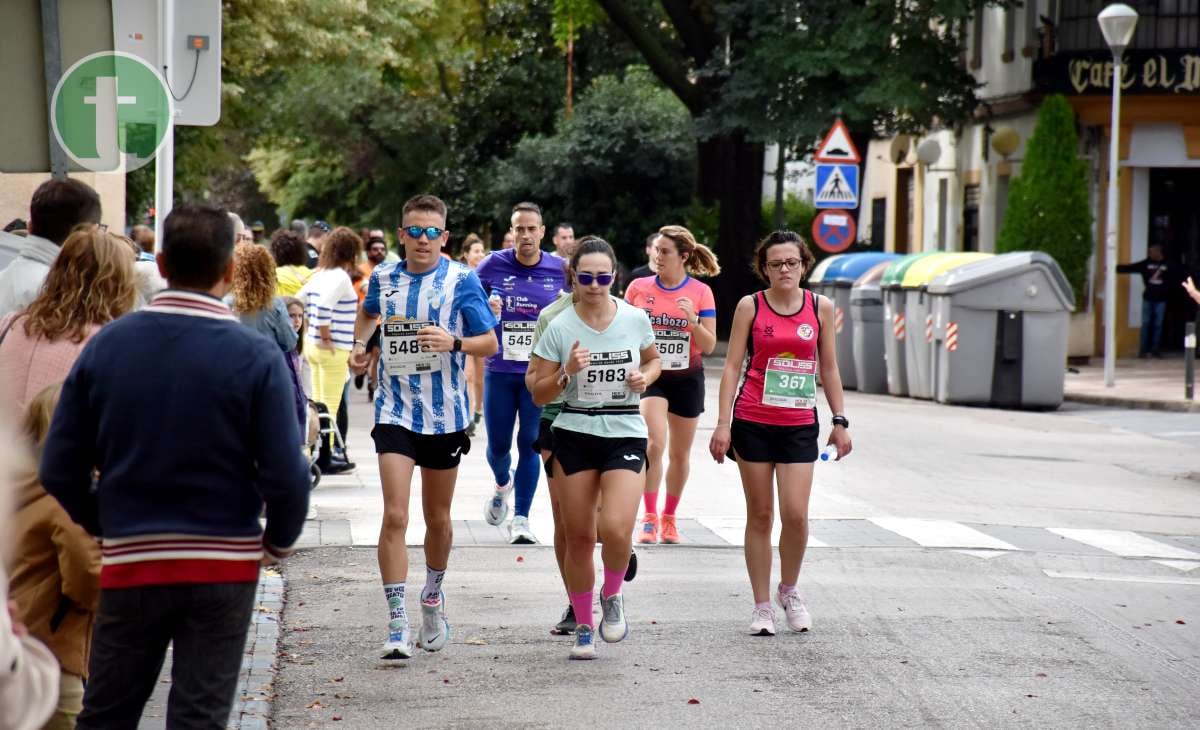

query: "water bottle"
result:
(819, 444), (838, 462)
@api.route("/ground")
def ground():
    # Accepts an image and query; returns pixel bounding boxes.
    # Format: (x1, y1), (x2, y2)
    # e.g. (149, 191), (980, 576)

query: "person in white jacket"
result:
(1, 396), (59, 730)
(0, 179), (102, 318)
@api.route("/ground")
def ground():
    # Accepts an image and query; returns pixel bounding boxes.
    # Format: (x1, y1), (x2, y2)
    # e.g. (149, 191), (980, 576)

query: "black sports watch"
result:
(452, 336), (463, 352)
(831, 414), (849, 429)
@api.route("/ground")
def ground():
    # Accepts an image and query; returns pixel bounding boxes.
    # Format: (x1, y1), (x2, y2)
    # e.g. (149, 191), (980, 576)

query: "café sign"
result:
(1035, 51), (1200, 95)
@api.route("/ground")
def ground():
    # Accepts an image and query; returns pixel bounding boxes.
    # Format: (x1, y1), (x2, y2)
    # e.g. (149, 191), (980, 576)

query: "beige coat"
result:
(7, 473), (102, 678)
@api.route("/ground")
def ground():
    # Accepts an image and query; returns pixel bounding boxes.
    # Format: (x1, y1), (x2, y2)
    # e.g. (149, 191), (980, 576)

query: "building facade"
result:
(858, 1), (1200, 357)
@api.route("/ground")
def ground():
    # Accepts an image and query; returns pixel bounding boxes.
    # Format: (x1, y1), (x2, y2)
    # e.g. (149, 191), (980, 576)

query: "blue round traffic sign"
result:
(811, 209), (857, 253)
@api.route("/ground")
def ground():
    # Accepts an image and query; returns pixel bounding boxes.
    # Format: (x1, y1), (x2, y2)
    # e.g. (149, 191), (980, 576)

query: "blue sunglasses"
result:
(576, 272), (614, 287)
(402, 225), (445, 241)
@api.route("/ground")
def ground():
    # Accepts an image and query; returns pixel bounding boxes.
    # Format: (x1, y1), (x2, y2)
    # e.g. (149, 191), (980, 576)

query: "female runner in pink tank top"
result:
(709, 230), (852, 638)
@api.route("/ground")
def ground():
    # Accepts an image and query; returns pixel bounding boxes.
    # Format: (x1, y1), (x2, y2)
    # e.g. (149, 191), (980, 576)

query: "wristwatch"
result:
(452, 336), (463, 352)
(831, 414), (849, 429)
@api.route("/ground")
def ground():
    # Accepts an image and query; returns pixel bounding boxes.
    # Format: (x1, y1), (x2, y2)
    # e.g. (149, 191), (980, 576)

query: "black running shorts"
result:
(728, 419), (819, 464)
(551, 428), (648, 476)
(371, 424), (471, 470)
(642, 368), (705, 419)
(535, 416), (557, 478)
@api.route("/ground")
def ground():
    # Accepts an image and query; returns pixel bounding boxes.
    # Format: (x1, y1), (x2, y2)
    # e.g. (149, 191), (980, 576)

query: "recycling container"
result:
(900, 252), (992, 399)
(850, 260), (896, 394)
(806, 253), (845, 301)
(880, 252), (935, 396)
(927, 251), (1075, 409)
(819, 252), (900, 389)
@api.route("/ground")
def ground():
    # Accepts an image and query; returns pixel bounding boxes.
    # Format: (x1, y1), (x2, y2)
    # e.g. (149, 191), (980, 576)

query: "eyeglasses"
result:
(402, 225), (445, 241)
(576, 272), (614, 287)
(766, 259), (803, 271)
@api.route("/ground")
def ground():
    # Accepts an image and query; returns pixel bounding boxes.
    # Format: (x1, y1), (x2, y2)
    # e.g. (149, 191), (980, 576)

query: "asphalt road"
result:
(265, 371), (1200, 728)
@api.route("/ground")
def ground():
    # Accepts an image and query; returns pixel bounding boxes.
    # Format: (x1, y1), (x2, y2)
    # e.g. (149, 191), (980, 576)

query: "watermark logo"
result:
(51, 52), (172, 173)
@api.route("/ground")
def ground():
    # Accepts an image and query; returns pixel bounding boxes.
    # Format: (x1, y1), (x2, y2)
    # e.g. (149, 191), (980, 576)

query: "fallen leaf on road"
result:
(332, 717), (342, 722)
(1176, 620), (1186, 625)
(331, 677), (344, 682)
(1034, 673), (1047, 678)
(687, 699), (700, 705)
(516, 556), (524, 562)
(1026, 694), (1038, 699)
(307, 701), (322, 709)
(443, 679), (451, 684)
(465, 638), (487, 645)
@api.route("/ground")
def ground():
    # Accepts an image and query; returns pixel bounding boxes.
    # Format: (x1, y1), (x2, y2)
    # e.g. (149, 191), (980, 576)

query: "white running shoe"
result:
(381, 622), (413, 659)
(776, 587), (812, 632)
(750, 606), (776, 636)
(570, 624), (596, 660)
(484, 474), (513, 526)
(599, 594), (628, 643)
(509, 515), (537, 544)
(418, 593), (450, 652)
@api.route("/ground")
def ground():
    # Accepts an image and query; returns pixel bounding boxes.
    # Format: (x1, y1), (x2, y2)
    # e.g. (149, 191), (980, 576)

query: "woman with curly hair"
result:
(229, 242), (296, 353)
(0, 226), (136, 421)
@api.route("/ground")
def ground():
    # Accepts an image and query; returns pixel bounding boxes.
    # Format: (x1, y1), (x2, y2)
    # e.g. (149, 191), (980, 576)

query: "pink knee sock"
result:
(663, 494), (681, 516)
(570, 591), (594, 628)
(642, 492), (658, 515)
(601, 566), (625, 600)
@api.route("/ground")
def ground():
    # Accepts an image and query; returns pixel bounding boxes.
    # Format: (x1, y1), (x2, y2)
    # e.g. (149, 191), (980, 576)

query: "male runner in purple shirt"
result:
(475, 201), (567, 544)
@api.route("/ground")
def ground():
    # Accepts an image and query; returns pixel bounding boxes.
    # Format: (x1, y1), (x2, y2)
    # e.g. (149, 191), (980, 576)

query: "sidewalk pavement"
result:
(1064, 355), (1200, 412)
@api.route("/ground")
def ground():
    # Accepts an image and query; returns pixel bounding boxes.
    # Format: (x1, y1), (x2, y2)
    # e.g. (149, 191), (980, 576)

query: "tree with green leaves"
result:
(490, 66), (696, 261)
(996, 94), (1092, 302)
(570, 0), (1001, 329)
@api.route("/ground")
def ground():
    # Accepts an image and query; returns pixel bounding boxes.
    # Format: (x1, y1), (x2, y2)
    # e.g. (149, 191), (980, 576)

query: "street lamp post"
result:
(1098, 4), (1138, 388)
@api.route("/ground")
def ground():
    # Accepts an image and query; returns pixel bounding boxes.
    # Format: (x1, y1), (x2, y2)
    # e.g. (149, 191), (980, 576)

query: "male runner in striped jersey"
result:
(350, 194), (498, 660)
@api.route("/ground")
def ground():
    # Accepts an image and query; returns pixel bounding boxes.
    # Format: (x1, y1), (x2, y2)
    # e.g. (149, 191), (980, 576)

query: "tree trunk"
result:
(698, 131), (765, 337)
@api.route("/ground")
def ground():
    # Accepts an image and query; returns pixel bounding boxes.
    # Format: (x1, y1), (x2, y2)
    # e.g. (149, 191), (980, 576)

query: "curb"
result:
(1064, 392), (1200, 413)
(229, 571), (285, 730)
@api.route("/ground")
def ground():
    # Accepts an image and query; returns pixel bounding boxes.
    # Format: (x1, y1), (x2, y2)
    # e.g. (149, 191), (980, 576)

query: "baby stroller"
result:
(305, 399), (347, 489)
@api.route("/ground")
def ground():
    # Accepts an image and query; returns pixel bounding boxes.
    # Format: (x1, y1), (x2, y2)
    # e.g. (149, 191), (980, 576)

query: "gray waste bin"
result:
(900, 252), (992, 400)
(819, 253), (899, 390)
(880, 253), (935, 396)
(850, 260), (894, 393)
(928, 251), (1075, 409)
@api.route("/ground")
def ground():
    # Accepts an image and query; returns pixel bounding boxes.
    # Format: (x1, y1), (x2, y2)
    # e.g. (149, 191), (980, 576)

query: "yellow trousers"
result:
(304, 346), (350, 422)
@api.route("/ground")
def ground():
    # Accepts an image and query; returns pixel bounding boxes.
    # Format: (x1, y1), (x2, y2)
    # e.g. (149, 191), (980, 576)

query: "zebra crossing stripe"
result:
(1046, 528), (1200, 560)
(868, 517), (1019, 550)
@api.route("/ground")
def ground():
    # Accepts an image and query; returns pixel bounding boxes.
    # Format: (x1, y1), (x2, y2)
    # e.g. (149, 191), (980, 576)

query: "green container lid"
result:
(899, 252), (992, 288)
(880, 252), (935, 289)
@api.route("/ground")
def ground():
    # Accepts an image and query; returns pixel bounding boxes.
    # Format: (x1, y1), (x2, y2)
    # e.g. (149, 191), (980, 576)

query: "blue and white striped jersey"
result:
(363, 258), (497, 434)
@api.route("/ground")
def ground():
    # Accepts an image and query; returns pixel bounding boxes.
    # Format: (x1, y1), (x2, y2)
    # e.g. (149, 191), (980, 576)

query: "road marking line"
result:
(1046, 528), (1200, 560)
(953, 549), (1010, 560)
(694, 517), (827, 548)
(1153, 560), (1200, 572)
(868, 518), (1018, 550)
(1043, 569), (1200, 586)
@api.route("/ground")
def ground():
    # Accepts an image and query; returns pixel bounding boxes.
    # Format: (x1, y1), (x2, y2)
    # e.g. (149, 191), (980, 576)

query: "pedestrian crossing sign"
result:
(814, 164), (859, 209)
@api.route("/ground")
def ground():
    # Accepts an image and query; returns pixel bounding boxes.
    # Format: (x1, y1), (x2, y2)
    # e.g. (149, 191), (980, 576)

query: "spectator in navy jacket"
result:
(39, 203), (310, 730)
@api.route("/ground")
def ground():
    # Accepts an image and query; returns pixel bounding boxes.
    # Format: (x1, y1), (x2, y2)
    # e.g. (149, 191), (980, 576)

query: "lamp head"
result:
(1098, 3), (1138, 54)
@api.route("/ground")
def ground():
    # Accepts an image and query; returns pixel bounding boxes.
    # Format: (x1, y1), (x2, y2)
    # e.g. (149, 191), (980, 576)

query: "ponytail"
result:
(658, 225), (721, 278)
